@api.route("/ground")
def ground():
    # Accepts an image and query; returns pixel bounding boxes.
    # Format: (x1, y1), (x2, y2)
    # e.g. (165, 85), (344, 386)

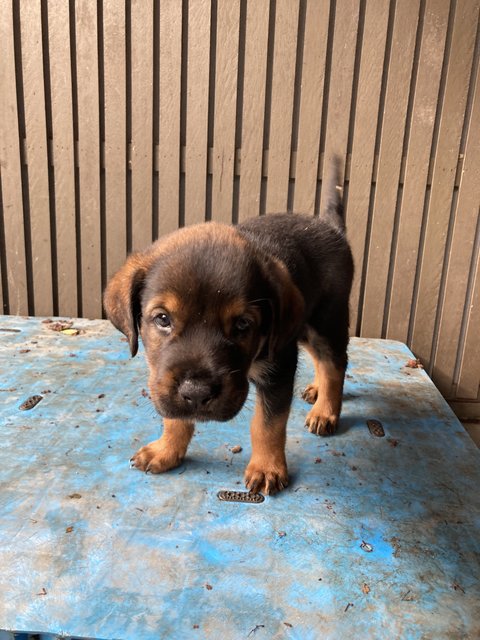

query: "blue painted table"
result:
(0, 315), (479, 640)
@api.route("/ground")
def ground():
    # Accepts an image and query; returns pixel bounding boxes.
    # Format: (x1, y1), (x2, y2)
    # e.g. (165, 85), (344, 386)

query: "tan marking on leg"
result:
(130, 418), (194, 473)
(244, 397), (289, 495)
(305, 358), (344, 436)
(301, 341), (321, 403)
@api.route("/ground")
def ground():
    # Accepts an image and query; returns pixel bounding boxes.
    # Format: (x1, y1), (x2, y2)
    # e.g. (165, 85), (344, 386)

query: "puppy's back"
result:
(237, 212), (353, 303)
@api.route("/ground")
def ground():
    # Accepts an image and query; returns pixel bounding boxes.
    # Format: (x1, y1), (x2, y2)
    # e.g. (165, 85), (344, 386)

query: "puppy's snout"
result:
(178, 378), (220, 410)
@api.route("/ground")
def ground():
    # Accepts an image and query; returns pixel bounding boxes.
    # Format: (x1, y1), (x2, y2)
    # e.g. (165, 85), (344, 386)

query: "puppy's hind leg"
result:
(301, 328), (347, 436)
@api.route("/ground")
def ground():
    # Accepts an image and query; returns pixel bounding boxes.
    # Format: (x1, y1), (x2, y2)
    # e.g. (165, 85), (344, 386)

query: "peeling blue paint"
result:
(0, 316), (479, 639)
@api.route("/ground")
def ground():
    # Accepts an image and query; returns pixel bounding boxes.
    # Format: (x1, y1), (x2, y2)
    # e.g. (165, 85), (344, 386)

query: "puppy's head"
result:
(104, 223), (303, 422)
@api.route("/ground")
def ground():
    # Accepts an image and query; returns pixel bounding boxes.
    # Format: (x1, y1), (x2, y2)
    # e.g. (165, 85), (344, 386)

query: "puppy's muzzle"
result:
(177, 377), (221, 411)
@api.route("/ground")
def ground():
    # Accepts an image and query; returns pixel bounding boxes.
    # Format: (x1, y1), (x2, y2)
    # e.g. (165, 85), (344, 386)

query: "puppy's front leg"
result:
(131, 418), (194, 473)
(244, 397), (290, 495)
(244, 353), (296, 494)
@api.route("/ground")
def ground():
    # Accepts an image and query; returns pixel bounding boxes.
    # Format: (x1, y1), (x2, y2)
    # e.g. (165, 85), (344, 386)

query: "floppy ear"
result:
(261, 256), (305, 360)
(103, 253), (151, 357)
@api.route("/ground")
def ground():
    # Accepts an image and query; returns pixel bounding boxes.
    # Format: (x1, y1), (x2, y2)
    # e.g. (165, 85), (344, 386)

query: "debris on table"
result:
(19, 395), (43, 411)
(452, 582), (465, 594)
(367, 419), (385, 437)
(405, 358), (424, 369)
(43, 319), (82, 335)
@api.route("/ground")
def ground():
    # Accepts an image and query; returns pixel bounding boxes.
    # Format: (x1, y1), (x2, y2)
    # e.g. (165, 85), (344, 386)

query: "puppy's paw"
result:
(305, 407), (339, 436)
(301, 383), (318, 404)
(130, 440), (183, 474)
(244, 458), (289, 495)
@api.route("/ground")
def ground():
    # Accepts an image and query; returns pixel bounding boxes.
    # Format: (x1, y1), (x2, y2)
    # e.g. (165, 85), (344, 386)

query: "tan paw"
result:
(301, 383), (318, 404)
(130, 441), (183, 473)
(305, 408), (339, 436)
(244, 458), (289, 495)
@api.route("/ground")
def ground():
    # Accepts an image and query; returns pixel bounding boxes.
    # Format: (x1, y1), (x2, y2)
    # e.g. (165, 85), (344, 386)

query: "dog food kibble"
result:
(230, 445), (242, 454)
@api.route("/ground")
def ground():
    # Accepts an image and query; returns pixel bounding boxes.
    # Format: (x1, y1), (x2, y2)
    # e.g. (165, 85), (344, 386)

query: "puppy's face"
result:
(104, 223), (303, 423)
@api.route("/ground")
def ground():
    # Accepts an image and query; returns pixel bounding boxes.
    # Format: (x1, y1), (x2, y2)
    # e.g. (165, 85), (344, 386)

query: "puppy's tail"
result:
(320, 155), (345, 233)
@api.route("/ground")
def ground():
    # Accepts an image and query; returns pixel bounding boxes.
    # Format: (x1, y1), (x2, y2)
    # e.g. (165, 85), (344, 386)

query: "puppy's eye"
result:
(234, 316), (252, 333)
(154, 312), (171, 330)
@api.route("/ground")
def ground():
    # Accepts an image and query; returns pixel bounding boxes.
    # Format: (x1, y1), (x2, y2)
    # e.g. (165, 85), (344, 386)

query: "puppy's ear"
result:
(103, 253), (151, 357)
(261, 256), (305, 359)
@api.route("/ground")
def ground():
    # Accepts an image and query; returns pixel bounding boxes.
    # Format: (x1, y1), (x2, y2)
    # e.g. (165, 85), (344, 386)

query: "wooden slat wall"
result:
(265, 0), (300, 214)
(293, 0), (329, 215)
(211, 0), (240, 223)
(0, 0), (29, 315)
(184, 0), (211, 226)
(48, 0), (78, 316)
(1, 0), (479, 413)
(360, 0), (421, 338)
(104, 0), (127, 282)
(75, 0), (102, 319)
(157, 0), (182, 237)
(386, 0), (450, 343)
(347, 0), (390, 335)
(130, 0), (154, 252)
(237, 0), (269, 221)
(20, 0), (53, 317)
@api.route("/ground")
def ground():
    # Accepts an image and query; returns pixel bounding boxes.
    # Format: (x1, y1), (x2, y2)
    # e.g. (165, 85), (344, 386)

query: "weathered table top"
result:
(0, 315), (479, 640)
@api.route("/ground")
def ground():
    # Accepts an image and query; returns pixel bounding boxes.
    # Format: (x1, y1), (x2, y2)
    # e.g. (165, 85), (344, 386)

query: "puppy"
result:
(104, 160), (353, 494)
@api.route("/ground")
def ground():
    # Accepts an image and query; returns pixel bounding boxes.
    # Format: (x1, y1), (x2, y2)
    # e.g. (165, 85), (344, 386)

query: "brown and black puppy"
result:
(104, 162), (353, 494)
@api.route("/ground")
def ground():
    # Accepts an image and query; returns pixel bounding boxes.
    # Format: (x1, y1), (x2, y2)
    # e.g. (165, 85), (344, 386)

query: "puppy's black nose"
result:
(178, 378), (219, 409)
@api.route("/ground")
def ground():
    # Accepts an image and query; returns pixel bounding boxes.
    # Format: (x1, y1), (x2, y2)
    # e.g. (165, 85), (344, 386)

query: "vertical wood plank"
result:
(385, 0), (449, 343)
(0, 236), (3, 311)
(457, 248), (480, 398)
(237, 0), (269, 222)
(293, 0), (329, 215)
(347, 0), (390, 334)
(131, 0), (154, 250)
(433, 61), (480, 396)
(48, 0), (77, 316)
(0, 0), (29, 315)
(360, 0), (421, 337)
(104, 0), (126, 280)
(410, 0), (479, 365)
(76, 0), (101, 318)
(265, 0), (300, 214)
(211, 0), (240, 224)
(158, 0), (182, 236)
(20, 0), (53, 316)
(184, 0), (211, 225)
(319, 0), (360, 214)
